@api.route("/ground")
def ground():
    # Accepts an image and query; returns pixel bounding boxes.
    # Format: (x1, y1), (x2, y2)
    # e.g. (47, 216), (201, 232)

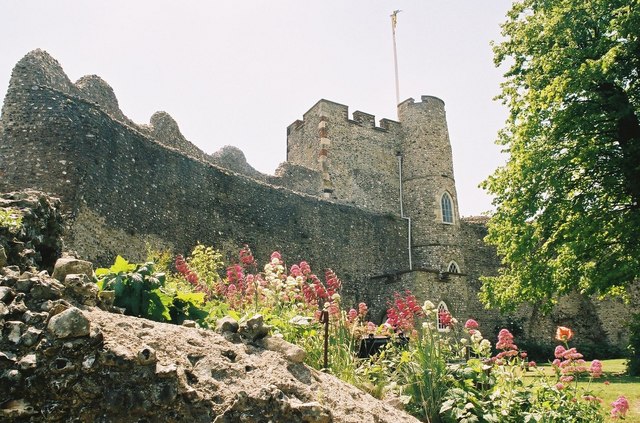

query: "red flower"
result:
(438, 310), (453, 328)
(464, 319), (479, 329)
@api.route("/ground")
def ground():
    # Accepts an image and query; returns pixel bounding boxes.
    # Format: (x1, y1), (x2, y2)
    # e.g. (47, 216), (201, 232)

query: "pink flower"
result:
(464, 319), (479, 329)
(560, 375), (574, 383)
(555, 382), (565, 390)
(496, 329), (516, 350)
(271, 251), (282, 261)
(299, 261), (311, 275)
(496, 350), (519, 359)
(290, 264), (301, 277)
(347, 308), (358, 323)
(562, 347), (583, 360)
(611, 396), (629, 419)
(358, 302), (368, 317)
(239, 245), (255, 266)
(590, 360), (603, 378)
(366, 321), (377, 333)
(554, 345), (566, 358)
(528, 361), (536, 367)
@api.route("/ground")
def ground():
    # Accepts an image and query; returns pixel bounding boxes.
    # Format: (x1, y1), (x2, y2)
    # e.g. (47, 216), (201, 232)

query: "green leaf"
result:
(145, 289), (172, 322)
(95, 267), (110, 277)
(111, 255), (135, 274)
(175, 291), (206, 306)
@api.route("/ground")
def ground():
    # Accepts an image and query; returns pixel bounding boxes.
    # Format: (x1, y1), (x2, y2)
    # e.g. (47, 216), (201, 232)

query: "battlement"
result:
(288, 99), (401, 135)
(399, 95), (445, 108)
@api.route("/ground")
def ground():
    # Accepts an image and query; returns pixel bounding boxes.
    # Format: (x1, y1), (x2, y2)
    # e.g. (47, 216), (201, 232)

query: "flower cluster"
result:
(494, 328), (519, 360)
(174, 254), (215, 298)
(464, 319), (479, 330)
(386, 291), (423, 334)
(239, 244), (255, 267)
(610, 395), (629, 419)
(438, 309), (453, 329)
(347, 302), (369, 324)
(175, 247), (346, 318)
(552, 345), (588, 382)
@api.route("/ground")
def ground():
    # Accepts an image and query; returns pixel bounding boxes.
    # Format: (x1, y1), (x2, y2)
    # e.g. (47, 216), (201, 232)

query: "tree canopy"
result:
(481, 0), (640, 312)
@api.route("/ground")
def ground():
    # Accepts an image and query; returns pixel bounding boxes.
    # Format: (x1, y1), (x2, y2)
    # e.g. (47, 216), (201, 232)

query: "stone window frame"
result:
(441, 192), (454, 224)
(437, 301), (450, 332)
(447, 261), (460, 274)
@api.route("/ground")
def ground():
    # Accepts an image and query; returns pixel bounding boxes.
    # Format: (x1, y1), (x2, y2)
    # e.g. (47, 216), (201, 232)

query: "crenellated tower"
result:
(398, 96), (463, 272)
(286, 95), (465, 274)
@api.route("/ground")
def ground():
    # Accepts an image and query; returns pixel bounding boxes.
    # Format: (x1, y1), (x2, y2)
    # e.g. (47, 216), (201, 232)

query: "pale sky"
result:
(1, 1), (513, 217)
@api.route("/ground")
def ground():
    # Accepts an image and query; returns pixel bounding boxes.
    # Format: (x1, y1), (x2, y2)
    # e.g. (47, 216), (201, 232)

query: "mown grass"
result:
(529, 359), (639, 422)
(593, 359), (640, 422)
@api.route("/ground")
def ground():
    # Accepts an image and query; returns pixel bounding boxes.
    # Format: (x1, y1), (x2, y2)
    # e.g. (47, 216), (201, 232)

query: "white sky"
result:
(0, 1), (512, 217)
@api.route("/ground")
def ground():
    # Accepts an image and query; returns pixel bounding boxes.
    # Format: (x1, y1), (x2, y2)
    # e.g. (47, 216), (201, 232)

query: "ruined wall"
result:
(0, 51), (409, 307)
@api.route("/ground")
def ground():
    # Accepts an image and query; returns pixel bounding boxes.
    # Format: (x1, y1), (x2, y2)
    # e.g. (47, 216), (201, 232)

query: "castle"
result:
(0, 50), (635, 351)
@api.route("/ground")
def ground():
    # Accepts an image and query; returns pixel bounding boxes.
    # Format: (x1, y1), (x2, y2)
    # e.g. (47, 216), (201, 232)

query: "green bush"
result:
(627, 313), (640, 376)
(96, 256), (207, 324)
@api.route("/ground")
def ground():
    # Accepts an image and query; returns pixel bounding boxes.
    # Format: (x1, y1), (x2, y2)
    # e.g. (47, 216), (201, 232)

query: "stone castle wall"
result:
(0, 50), (636, 353)
(0, 51), (409, 308)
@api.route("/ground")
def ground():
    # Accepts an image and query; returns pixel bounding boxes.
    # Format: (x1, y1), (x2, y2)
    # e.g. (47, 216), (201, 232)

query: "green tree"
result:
(481, 0), (640, 311)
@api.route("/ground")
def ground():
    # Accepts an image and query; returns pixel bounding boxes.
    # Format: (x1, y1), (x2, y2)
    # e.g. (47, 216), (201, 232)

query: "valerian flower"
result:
(464, 319), (479, 329)
(610, 396), (629, 419)
(590, 360), (603, 378)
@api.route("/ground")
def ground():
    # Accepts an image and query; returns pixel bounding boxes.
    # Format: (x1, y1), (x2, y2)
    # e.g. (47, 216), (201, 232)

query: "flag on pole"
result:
(391, 10), (401, 33)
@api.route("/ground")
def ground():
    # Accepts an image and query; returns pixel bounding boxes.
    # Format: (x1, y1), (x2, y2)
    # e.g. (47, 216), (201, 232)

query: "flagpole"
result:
(391, 10), (401, 114)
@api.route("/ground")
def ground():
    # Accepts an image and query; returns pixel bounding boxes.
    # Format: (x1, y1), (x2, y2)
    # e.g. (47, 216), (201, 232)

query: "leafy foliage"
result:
(96, 256), (206, 324)
(0, 207), (23, 234)
(481, 0), (640, 311)
(628, 313), (640, 376)
(99, 246), (630, 421)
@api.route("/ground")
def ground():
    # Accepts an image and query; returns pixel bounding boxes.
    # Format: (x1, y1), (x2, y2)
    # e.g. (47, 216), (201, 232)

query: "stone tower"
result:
(398, 96), (464, 272)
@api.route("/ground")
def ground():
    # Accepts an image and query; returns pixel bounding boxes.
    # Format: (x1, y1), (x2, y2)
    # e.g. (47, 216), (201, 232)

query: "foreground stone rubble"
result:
(0, 260), (420, 422)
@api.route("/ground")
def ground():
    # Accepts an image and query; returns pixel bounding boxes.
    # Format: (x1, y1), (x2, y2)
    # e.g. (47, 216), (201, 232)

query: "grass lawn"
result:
(591, 359), (640, 422)
(530, 359), (639, 422)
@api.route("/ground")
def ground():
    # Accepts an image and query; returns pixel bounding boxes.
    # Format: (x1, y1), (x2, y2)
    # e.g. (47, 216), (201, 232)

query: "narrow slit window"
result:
(441, 193), (454, 224)
(448, 261), (460, 273)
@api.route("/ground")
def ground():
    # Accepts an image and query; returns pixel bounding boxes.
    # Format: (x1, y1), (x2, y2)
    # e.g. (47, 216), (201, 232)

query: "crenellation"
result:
(352, 111), (375, 128)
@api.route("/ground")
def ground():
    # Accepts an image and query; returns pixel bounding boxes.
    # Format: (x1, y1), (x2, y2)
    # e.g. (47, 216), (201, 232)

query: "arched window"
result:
(437, 301), (451, 332)
(447, 261), (460, 274)
(441, 193), (454, 224)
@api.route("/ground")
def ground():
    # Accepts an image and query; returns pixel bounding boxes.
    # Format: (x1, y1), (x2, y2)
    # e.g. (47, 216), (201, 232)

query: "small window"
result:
(441, 193), (454, 224)
(447, 261), (460, 274)
(437, 301), (451, 332)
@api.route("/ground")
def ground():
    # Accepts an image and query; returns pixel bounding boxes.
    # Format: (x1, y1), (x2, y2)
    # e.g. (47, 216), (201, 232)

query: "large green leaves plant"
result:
(96, 256), (207, 324)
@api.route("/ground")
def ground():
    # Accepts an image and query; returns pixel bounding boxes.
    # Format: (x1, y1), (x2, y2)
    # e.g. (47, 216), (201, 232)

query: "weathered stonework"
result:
(0, 49), (636, 353)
